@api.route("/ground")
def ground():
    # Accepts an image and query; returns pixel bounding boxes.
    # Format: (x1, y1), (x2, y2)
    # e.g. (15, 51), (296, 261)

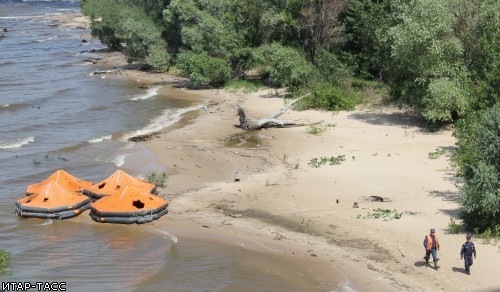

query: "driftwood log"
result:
(238, 93), (310, 130)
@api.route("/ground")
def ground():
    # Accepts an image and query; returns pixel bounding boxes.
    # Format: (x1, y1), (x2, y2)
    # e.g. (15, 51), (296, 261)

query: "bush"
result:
(146, 171), (169, 188)
(176, 51), (231, 86)
(454, 104), (500, 231)
(297, 82), (361, 111)
(448, 217), (460, 234)
(0, 248), (11, 276)
(253, 43), (317, 89)
(224, 80), (263, 93)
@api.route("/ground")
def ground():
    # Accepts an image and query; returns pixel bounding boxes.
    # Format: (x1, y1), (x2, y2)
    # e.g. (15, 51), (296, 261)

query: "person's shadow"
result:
(452, 267), (466, 273)
(414, 260), (428, 267)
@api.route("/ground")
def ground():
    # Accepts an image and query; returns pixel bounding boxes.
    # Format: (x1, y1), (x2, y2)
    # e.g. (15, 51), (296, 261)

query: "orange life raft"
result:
(84, 169), (156, 199)
(89, 185), (168, 224)
(17, 181), (91, 219)
(26, 169), (93, 196)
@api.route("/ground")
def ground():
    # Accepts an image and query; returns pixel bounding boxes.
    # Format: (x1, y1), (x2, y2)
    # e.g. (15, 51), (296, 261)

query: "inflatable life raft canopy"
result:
(17, 181), (91, 219)
(90, 185), (168, 224)
(84, 169), (157, 200)
(26, 169), (93, 196)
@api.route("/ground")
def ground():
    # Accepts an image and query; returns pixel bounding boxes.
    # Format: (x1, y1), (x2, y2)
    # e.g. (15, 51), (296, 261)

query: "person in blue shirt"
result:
(460, 234), (477, 275)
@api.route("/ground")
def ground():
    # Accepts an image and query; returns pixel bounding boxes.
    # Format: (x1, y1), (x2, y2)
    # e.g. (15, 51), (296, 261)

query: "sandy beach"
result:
(55, 13), (500, 291)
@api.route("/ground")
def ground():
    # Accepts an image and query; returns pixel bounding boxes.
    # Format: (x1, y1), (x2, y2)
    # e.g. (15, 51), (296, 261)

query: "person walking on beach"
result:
(460, 234), (476, 275)
(423, 228), (440, 269)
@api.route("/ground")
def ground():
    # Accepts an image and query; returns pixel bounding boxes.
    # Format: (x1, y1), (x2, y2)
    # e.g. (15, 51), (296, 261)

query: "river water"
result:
(0, 1), (346, 291)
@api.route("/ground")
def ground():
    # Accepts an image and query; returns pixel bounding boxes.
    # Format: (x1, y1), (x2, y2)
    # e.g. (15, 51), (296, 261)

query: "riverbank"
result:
(58, 13), (500, 291)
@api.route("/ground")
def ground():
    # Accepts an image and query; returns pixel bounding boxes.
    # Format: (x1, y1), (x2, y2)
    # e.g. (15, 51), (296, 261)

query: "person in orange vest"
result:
(423, 228), (440, 269)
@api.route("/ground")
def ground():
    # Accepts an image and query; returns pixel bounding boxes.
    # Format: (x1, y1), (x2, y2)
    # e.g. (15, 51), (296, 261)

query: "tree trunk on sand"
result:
(237, 93), (311, 130)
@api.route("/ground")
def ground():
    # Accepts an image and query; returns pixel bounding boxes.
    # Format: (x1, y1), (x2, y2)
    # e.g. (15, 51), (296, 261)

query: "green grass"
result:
(224, 79), (263, 93)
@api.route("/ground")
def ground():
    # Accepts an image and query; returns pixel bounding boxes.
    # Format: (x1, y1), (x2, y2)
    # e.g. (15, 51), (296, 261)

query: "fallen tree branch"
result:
(238, 93), (311, 130)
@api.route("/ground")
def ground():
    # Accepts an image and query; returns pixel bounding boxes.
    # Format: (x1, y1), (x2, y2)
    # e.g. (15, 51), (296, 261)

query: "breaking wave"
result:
(88, 134), (112, 144)
(122, 104), (205, 141)
(129, 86), (161, 101)
(0, 136), (35, 150)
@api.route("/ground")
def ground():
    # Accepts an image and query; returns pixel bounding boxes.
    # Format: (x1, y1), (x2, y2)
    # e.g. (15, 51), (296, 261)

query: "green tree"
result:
(385, 0), (471, 123)
(82, 0), (170, 70)
(342, 0), (392, 78)
(454, 105), (500, 231)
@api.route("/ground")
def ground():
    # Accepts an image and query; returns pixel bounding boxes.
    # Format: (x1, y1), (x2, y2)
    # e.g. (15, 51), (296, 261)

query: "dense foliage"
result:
(81, 0), (499, 230)
(453, 105), (500, 231)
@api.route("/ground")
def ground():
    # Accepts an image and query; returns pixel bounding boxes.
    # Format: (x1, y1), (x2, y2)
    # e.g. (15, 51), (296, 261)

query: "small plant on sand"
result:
(306, 122), (335, 135)
(448, 217), (460, 234)
(0, 248), (11, 276)
(282, 154), (288, 163)
(224, 132), (262, 148)
(294, 159), (300, 169)
(146, 171), (169, 188)
(428, 148), (446, 159)
(357, 208), (402, 221)
(482, 228), (492, 244)
(308, 155), (345, 168)
(224, 80), (263, 93)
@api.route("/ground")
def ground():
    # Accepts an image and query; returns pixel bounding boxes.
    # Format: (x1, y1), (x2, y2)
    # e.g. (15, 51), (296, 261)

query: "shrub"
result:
(297, 82), (361, 111)
(454, 104), (500, 231)
(448, 217), (460, 234)
(176, 51), (231, 86)
(224, 80), (263, 93)
(253, 43), (317, 89)
(0, 248), (11, 276)
(146, 171), (169, 188)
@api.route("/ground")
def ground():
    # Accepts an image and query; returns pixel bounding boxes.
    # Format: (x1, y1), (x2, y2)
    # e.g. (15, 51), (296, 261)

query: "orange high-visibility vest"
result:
(426, 235), (439, 250)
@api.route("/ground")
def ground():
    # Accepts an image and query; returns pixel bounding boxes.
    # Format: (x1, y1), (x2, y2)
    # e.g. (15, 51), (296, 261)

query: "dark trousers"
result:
(464, 255), (473, 273)
(425, 249), (438, 261)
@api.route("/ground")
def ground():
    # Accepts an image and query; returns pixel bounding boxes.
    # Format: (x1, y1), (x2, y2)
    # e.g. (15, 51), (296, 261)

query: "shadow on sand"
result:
(452, 267), (466, 274)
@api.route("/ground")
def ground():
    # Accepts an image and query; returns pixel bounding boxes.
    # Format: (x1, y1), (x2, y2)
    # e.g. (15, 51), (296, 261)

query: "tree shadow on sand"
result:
(429, 190), (459, 202)
(348, 111), (425, 129)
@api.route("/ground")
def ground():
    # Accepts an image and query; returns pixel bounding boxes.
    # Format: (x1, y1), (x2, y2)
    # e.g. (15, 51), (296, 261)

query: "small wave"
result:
(150, 229), (178, 243)
(0, 103), (25, 111)
(129, 86), (161, 101)
(113, 154), (129, 167)
(122, 104), (205, 141)
(0, 61), (15, 67)
(33, 35), (58, 43)
(88, 134), (112, 144)
(0, 136), (35, 150)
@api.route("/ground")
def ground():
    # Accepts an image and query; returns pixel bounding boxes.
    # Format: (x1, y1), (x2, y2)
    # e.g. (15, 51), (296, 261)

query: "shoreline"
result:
(56, 12), (500, 291)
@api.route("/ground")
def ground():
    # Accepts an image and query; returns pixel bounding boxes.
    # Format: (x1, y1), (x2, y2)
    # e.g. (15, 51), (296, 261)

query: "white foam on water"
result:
(1, 104), (10, 107)
(34, 35), (58, 43)
(38, 219), (53, 226)
(113, 154), (129, 167)
(88, 134), (112, 144)
(0, 136), (35, 150)
(129, 86), (161, 101)
(150, 228), (178, 243)
(122, 104), (205, 141)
